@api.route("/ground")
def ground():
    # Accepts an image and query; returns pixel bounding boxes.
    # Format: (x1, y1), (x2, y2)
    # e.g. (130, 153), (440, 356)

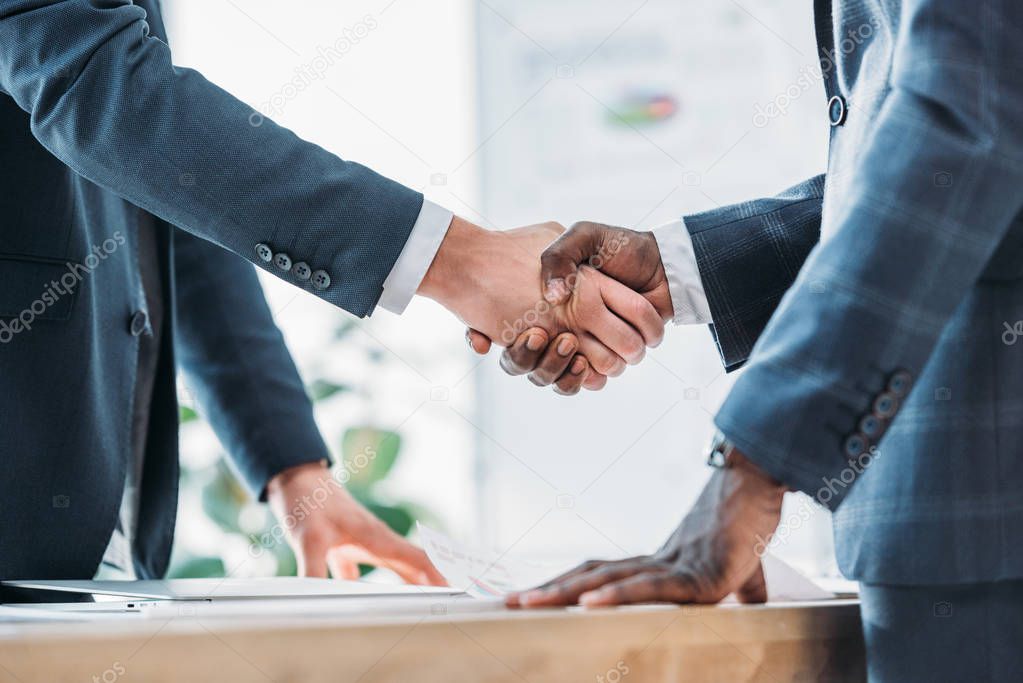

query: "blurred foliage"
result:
(169, 319), (431, 579)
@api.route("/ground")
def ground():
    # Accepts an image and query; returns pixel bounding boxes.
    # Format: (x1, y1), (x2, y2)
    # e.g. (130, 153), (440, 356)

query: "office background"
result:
(163, 0), (834, 580)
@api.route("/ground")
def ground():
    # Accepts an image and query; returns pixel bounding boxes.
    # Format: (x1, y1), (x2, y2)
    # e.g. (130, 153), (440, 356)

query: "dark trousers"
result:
(860, 580), (1023, 682)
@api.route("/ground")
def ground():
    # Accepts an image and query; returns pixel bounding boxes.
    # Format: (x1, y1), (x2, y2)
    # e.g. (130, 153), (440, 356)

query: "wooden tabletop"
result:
(0, 599), (865, 683)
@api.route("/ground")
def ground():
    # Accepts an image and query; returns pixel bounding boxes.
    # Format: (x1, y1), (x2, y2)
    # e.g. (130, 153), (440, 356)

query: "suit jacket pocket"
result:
(0, 255), (78, 323)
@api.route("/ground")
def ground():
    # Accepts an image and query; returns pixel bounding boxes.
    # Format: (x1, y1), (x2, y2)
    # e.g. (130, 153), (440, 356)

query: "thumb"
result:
(540, 222), (605, 305)
(735, 560), (768, 604)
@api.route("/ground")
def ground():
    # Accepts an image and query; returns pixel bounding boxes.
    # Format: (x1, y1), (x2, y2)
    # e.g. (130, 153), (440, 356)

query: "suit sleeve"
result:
(714, 0), (1023, 508)
(684, 175), (824, 370)
(0, 0), (423, 317)
(172, 228), (331, 499)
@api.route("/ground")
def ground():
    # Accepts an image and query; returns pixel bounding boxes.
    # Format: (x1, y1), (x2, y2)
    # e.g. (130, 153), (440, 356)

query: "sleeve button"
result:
(887, 370), (912, 397)
(273, 253), (292, 272)
(255, 243), (273, 262)
(859, 414), (883, 439)
(293, 262), (311, 281)
(844, 433), (868, 458)
(311, 270), (331, 290)
(872, 392), (899, 419)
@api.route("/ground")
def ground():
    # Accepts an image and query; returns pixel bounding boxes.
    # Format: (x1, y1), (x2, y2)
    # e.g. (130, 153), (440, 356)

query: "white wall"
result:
(164, 0), (839, 578)
(473, 0), (837, 576)
(164, 0), (483, 538)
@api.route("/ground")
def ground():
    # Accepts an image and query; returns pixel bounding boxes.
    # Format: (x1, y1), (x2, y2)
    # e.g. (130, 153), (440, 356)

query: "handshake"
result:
(418, 217), (674, 393)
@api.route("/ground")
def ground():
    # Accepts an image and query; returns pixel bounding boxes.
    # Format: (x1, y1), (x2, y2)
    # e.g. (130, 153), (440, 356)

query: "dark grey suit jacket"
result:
(0, 0), (424, 583)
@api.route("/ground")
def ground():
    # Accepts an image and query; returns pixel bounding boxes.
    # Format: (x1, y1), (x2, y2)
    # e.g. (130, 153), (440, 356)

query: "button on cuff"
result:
(311, 270), (331, 290)
(273, 253), (293, 272)
(255, 243), (273, 262)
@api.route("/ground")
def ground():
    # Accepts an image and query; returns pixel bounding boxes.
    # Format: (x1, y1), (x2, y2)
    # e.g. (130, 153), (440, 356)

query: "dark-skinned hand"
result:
(468, 222), (674, 392)
(506, 448), (787, 607)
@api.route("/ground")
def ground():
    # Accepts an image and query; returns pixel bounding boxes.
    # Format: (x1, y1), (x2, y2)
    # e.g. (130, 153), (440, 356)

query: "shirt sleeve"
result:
(377, 200), (454, 314)
(651, 220), (712, 325)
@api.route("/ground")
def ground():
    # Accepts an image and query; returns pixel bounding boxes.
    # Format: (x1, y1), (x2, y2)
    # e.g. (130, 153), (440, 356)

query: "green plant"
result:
(168, 317), (433, 578)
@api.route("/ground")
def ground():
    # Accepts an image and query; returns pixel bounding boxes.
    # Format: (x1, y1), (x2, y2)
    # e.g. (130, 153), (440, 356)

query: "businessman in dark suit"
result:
(0, 0), (666, 591)
(477, 0), (1023, 679)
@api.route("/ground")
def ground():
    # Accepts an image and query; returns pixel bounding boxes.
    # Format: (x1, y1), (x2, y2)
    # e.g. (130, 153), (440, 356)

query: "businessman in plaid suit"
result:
(484, 0), (1023, 678)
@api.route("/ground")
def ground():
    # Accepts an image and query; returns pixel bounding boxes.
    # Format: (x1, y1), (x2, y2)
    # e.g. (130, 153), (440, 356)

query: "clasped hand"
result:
(454, 220), (674, 393)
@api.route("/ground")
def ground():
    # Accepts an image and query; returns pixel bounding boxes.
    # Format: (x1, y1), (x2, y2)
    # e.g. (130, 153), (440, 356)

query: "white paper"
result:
(419, 524), (834, 602)
(2, 577), (461, 601)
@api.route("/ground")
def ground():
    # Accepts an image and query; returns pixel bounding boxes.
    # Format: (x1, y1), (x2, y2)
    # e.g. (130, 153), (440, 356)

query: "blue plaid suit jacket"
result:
(686, 0), (1023, 584)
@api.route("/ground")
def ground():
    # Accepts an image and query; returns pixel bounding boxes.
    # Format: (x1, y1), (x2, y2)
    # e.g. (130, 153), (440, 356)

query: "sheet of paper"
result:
(419, 524), (833, 602)
(2, 577), (462, 601)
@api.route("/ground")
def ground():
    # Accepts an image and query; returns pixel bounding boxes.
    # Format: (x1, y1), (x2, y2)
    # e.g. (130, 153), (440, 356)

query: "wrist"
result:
(266, 460), (330, 500)
(729, 448), (789, 503)
(418, 215), (491, 315)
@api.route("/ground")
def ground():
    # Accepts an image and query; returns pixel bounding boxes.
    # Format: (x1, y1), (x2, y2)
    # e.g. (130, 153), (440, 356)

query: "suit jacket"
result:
(0, 0), (423, 581)
(686, 0), (1023, 585)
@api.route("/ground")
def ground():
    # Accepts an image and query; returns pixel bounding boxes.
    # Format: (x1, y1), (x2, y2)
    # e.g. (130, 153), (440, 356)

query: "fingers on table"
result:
(578, 571), (699, 607)
(518, 560), (661, 607)
(360, 524), (448, 586)
(325, 547), (362, 581)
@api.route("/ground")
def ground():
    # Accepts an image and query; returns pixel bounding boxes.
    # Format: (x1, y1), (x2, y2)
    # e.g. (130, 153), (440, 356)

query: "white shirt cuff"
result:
(651, 220), (712, 325)
(378, 199), (454, 314)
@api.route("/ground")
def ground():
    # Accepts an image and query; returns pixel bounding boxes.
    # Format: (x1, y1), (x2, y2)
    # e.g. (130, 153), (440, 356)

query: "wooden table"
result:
(0, 599), (865, 682)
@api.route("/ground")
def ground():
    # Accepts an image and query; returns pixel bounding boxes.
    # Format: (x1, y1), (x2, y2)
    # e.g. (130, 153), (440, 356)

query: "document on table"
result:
(1, 576), (462, 601)
(418, 524), (834, 602)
